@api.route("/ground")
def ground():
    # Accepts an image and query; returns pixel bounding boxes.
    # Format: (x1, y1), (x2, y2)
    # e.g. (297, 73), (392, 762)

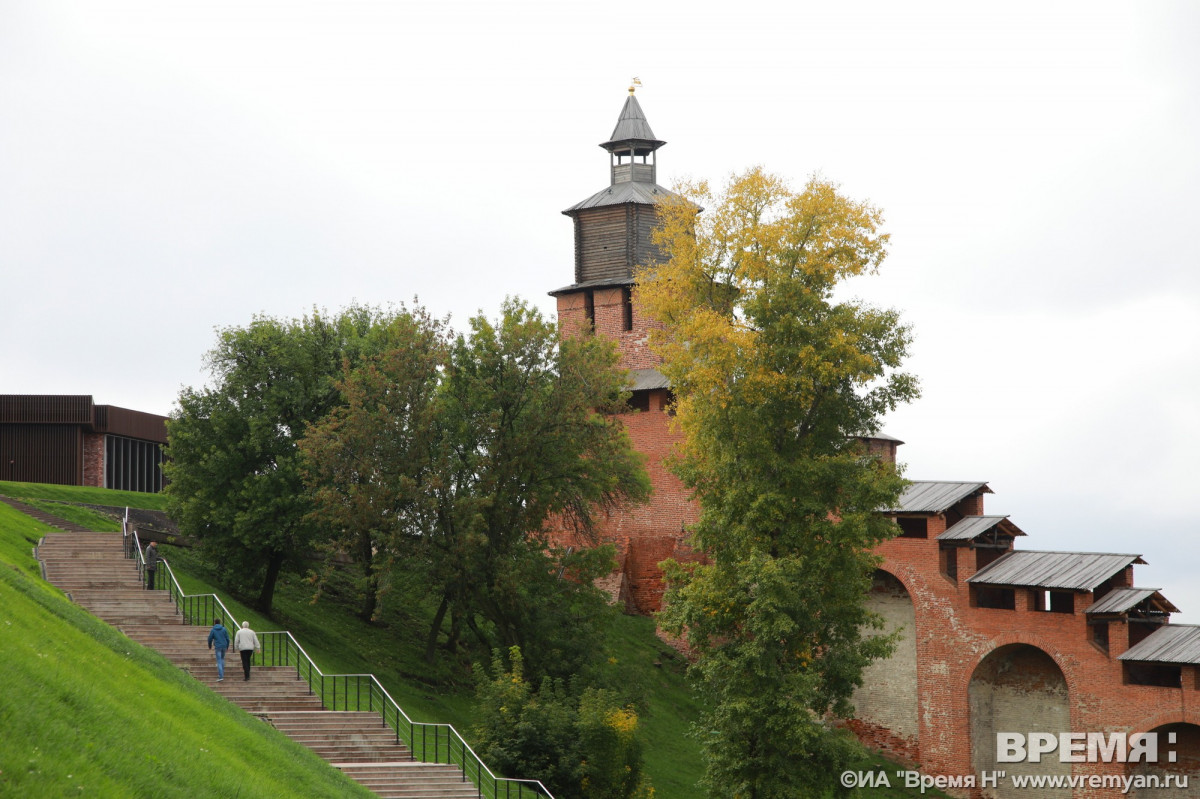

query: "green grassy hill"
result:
(0, 481), (944, 799)
(0, 502), (373, 798)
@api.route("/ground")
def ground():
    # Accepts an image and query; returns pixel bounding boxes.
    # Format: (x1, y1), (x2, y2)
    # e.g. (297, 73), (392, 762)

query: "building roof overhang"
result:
(937, 515), (1026, 541)
(967, 550), (1146, 592)
(1119, 624), (1200, 664)
(1086, 587), (1178, 616)
(547, 277), (634, 297)
(886, 481), (992, 514)
(563, 181), (674, 214)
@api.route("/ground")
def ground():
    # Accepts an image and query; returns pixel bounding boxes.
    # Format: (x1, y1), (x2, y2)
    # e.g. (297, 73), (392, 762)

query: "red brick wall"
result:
(557, 287), (663, 372)
(82, 432), (104, 488)
(553, 288), (700, 613)
(870, 508), (1200, 798)
(543, 395), (701, 614)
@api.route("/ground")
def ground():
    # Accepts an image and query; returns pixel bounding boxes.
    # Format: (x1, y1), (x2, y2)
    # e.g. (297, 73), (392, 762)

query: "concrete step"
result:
(337, 762), (483, 799)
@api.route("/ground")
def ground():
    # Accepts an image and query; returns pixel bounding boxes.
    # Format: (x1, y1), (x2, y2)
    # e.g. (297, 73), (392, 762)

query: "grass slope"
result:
(0, 480), (169, 511)
(18, 498), (122, 531)
(161, 545), (710, 798)
(163, 547), (944, 799)
(0, 503), (57, 581)
(1, 482), (945, 799)
(0, 538), (372, 796)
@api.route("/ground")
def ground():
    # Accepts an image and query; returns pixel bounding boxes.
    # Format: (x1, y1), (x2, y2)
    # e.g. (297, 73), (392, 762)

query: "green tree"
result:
(299, 308), (447, 623)
(164, 305), (405, 615)
(473, 646), (653, 799)
(301, 298), (651, 678)
(640, 168), (919, 798)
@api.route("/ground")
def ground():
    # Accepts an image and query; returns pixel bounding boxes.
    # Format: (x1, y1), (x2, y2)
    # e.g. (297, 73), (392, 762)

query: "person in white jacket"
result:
(233, 621), (261, 681)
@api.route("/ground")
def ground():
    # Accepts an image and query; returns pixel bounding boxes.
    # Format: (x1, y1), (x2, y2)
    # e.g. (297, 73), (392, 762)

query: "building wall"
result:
(553, 169), (1200, 798)
(868, 507), (1200, 798)
(557, 286), (662, 372)
(0, 423), (83, 485)
(0, 396), (167, 492)
(849, 570), (920, 762)
(575, 206), (630, 282)
(83, 433), (105, 488)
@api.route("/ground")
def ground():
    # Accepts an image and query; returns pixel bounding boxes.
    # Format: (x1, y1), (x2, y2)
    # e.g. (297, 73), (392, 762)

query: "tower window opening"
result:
(972, 585), (1016, 610)
(1091, 621), (1110, 652)
(622, 287), (633, 331)
(1124, 662), (1181, 688)
(896, 516), (927, 538)
(584, 291), (595, 327)
(627, 391), (650, 413)
(940, 546), (958, 581)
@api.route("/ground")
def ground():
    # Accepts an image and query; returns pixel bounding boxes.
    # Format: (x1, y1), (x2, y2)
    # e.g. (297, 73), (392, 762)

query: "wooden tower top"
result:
(552, 90), (676, 295)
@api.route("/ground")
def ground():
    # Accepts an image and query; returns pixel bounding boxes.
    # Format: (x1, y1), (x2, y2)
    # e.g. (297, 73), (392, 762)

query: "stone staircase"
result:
(36, 532), (483, 799)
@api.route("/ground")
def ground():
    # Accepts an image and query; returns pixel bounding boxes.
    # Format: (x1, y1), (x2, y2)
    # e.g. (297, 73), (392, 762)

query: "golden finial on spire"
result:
(629, 77), (642, 95)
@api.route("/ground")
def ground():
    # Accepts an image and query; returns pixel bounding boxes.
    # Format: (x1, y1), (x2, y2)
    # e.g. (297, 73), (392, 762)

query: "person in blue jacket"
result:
(207, 618), (230, 682)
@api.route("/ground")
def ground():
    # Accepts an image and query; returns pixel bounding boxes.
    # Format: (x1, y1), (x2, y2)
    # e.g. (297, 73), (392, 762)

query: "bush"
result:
(473, 647), (653, 799)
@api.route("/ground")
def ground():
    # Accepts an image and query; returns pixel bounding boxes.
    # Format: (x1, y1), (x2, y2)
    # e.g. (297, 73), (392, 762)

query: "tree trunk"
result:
(255, 550), (285, 615)
(444, 607), (463, 654)
(358, 529), (378, 622)
(424, 592), (451, 664)
(465, 613), (491, 649)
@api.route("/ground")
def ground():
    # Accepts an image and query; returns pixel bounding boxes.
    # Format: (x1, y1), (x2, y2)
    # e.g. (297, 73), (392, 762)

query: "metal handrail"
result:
(124, 517), (232, 623)
(118, 515), (553, 799)
(254, 630), (554, 798)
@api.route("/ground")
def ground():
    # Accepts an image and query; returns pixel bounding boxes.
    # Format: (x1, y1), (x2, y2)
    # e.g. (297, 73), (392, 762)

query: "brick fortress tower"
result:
(550, 91), (1200, 796)
(548, 87), (700, 614)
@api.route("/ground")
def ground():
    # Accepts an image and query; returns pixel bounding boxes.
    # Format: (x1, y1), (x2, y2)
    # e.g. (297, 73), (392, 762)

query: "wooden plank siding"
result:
(633, 204), (663, 267)
(575, 203), (664, 284)
(577, 205), (632, 283)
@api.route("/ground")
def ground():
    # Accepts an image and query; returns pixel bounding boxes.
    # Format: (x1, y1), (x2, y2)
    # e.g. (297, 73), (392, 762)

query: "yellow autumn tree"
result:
(640, 167), (919, 798)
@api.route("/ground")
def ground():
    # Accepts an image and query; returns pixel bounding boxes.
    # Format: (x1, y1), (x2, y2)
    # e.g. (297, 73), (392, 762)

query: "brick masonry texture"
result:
(550, 289), (701, 615)
(82, 432), (104, 488)
(867, 512), (1200, 797)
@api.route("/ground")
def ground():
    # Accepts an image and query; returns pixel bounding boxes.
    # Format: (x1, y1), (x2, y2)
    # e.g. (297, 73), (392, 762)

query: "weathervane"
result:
(629, 77), (642, 95)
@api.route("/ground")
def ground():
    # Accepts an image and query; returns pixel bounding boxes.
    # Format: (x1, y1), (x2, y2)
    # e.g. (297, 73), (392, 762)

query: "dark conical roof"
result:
(563, 90), (675, 214)
(601, 93), (665, 155)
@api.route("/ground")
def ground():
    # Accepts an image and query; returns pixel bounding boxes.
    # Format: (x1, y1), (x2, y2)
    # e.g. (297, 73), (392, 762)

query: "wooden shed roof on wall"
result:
(937, 515), (1026, 541)
(860, 431), (905, 443)
(968, 550), (1146, 591)
(887, 481), (991, 514)
(1086, 587), (1178, 616)
(1119, 624), (1200, 664)
(630, 368), (670, 391)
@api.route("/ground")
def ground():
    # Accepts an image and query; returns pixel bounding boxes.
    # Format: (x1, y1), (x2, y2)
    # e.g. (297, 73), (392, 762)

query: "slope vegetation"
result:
(0, 501), (371, 797)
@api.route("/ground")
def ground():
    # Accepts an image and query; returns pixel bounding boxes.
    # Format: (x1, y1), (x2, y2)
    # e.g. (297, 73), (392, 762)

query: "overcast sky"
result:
(3, 2), (1198, 619)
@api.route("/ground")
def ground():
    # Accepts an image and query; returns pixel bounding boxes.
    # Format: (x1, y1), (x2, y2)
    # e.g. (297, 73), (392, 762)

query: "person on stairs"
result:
(143, 540), (159, 590)
(207, 618), (230, 682)
(234, 621), (261, 681)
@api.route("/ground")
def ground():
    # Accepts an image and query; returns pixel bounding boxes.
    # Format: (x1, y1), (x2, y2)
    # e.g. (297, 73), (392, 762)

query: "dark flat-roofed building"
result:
(0, 394), (167, 493)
